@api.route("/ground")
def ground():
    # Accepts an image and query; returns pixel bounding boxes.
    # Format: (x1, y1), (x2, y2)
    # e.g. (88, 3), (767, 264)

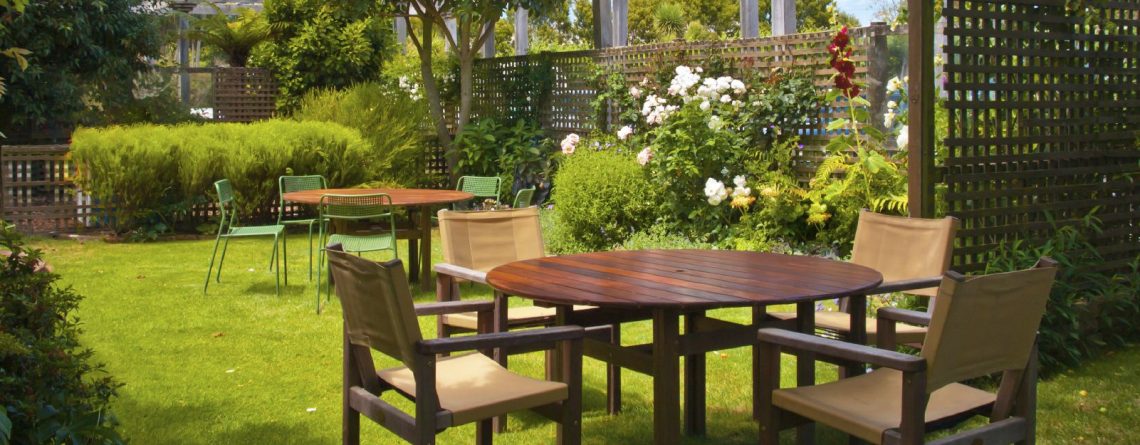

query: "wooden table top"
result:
(282, 188), (474, 207)
(486, 249), (883, 311)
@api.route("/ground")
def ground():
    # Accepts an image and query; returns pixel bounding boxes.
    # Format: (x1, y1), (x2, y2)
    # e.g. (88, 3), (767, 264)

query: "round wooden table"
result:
(487, 249), (882, 445)
(282, 188), (474, 291)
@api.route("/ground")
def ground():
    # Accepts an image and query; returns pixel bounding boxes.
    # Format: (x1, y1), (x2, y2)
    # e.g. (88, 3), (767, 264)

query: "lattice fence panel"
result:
(471, 25), (896, 182)
(213, 67), (278, 123)
(942, 0), (1140, 273)
(0, 145), (95, 233)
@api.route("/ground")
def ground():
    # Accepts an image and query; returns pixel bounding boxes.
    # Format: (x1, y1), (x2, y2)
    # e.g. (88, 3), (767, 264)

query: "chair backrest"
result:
(920, 259), (1057, 392)
(437, 207), (544, 273)
(850, 210), (959, 297)
(280, 175), (327, 195)
(214, 179), (238, 231)
(319, 193), (394, 221)
(457, 176), (502, 200)
(326, 245), (422, 368)
(513, 187), (536, 208)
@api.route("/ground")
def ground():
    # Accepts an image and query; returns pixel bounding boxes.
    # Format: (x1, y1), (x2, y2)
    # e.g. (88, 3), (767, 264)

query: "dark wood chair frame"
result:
(755, 271), (1041, 445)
(342, 297), (585, 445)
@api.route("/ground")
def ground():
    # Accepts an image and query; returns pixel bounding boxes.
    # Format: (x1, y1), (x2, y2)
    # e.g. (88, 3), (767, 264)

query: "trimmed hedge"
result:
(547, 149), (658, 254)
(71, 121), (376, 233)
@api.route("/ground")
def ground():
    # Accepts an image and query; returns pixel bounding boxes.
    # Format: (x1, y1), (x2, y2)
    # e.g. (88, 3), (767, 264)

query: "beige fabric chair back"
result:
(327, 247), (422, 368)
(920, 262), (1057, 392)
(437, 207), (545, 273)
(850, 210), (959, 297)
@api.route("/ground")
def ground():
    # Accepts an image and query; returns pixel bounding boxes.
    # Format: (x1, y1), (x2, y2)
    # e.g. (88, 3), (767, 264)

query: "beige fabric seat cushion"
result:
(442, 305), (597, 331)
(767, 311), (928, 344)
(377, 352), (568, 425)
(772, 368), (995, 444)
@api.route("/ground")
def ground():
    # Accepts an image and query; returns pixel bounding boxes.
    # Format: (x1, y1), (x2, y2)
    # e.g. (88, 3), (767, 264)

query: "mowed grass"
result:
(28, 234), (1140, 444)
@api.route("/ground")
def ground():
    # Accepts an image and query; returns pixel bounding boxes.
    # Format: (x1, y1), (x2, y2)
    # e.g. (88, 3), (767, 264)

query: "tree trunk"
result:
(412, 17), (454, 186)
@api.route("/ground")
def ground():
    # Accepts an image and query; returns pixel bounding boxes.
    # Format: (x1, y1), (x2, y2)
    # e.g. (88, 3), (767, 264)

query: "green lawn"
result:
(29, 233), (1140, 444)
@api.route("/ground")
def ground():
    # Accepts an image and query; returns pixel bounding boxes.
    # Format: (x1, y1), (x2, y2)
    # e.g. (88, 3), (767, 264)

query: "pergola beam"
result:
(612, 0), (628, 46)
(770, 0), (796, 36)
(515, 8), (529, 55)
(740, 0), (759, 38)
(592, 0), (612, 48)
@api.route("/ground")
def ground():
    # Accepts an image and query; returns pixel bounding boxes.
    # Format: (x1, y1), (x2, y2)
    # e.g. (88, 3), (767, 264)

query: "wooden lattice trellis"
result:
(942, 0), (1140, 273)
(0, 145), (95, 233)
(213, 67), (278, 123)
(470, 24), (898, 182)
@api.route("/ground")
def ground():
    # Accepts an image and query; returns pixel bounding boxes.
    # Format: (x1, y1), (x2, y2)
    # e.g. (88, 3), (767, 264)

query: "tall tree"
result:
(252, 0), (395, 112)
(399, 0), (557, 183)
(0, 0), (163, 137)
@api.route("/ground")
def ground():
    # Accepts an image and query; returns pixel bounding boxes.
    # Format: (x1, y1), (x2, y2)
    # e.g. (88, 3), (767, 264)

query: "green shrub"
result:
(453, 118), (556, 202)
(548, 149), (658, 253)
(618, 224), (714, 251)
(293, 82), (427, 187)
(983, 215), (1140, 375)
(0, 222), (124, 444)
(71, 120), (375, 234)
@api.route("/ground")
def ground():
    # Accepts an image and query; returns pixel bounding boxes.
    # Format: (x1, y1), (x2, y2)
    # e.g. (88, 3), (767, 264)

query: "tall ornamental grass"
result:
(71, 121), (375, 233)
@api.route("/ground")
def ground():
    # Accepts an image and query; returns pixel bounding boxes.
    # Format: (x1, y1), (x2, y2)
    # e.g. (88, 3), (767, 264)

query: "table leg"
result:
(844, 294), (868, 378)
(684, 311), (706, 436)
(406, 208), (418, 284)
(795, 301), (816, 445)
(418, 206), (432, 292)
(752, 306), (765, 421)
(653, 309), (681, 445)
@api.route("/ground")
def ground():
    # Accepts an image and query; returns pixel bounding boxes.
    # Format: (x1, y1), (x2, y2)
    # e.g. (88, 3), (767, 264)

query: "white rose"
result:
(708, 115), (723, 131)
(887, 100), (898, 110)
(733, 175), (747, 189)
(637, 147), (652, 166)
(887, 77), (902, 93)
(617, 126), (633, 140)
(720, 94), (732, 103)
(630, 86), (642, 99)
(883, 111), (896, 128)
(699, 101), (710, 111)
(896, 125), (909, 150)
(704, 178), (728, 205)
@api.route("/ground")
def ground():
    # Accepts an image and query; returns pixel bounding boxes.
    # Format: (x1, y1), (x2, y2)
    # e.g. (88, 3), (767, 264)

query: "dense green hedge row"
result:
(71, 121), (376, 233)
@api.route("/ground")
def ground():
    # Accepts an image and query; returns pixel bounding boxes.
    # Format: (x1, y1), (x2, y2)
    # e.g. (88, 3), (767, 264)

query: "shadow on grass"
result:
(115, 395), (329, 445)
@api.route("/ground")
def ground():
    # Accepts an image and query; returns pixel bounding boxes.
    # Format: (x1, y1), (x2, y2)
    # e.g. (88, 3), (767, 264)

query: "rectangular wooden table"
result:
(486, 249), (883, 445)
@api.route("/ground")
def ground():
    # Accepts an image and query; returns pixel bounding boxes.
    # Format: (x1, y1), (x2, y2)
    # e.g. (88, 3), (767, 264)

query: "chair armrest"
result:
(757, 328), (926, 372)
(872, 276), (943, 294)
(877, 307), (932, 327)
(414, 299), (494, 316)
(417, 325), (585, 355)
(433, 263), (488, 284)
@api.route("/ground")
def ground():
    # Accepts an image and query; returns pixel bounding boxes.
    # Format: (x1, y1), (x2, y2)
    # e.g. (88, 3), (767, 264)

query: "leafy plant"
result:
(190, 4), (270, 67)
(548, 148), (658, 254)
(0, 222), (124, 444)
(452, 118), (555, 202)
(293, 81), (427, 187)
(984, 213), (1140, 375)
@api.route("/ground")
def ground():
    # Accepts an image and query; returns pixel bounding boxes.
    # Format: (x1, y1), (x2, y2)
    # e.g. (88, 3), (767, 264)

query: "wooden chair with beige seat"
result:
(755, 258), (1057, 445)
(769, 210), (959, 346)
(326, 244), (584, 445)
(433, 207), (619, 424)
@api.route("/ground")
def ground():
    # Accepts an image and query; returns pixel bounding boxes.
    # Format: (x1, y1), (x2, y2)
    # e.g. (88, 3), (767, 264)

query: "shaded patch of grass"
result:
(29, 235), (1140, 444)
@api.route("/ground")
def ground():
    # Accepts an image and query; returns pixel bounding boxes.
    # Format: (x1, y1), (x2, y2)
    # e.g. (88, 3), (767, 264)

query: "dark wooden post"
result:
(592, 0), (612, 48)
(907, 0), (936, 218)
(771, 0), (796, 36)
(482, 22), (495, 58)
(612, 0), (628, 47)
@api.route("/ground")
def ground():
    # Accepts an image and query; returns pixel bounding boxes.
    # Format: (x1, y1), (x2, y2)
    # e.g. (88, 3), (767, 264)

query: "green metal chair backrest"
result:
(214, 179), (239, 232)
(457, 176), (502, 200)
(319, 193), (395, 221)
(280, 175), (327, 195)
(513, 187), (536, 208)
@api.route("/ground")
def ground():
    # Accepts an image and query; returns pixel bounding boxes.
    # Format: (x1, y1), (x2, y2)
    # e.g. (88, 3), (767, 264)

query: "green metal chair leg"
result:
(204, 235), (223, 294)
(282, 231), (288, 286)
(274, 235), (281, 297)
(307, 220), (315, 280)
(216, 237), (231, 283)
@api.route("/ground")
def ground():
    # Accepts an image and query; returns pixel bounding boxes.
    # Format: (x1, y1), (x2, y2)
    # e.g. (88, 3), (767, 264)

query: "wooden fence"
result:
(0, 145), (94, 234)
(210, 67), (278, 122)
(470, 24), (899, 182)
(941, 0), (1140, 272)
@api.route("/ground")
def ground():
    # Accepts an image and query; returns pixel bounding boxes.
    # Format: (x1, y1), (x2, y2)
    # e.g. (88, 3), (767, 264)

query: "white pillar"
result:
(740, 0), (759, 39)
(771, 0), (796, 36)
(395, 18), (407, 54)
(612, 0), (628, 47)
(515, 8), (529, 55)
(445, 18), (457, 53)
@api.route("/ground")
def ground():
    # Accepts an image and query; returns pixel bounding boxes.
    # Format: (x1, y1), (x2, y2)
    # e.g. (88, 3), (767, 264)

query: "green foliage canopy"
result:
(251, 0), (396, 112)
(0, 0), (163, 134)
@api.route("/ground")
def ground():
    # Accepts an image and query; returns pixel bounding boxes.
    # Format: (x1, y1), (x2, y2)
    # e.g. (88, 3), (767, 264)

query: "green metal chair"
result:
(315, 193), (398, 313)
(513, 187), (536, 208)
(455, 176), (502, 209)
(204, 179), (287, 296)
(278, 175), (327, 280)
